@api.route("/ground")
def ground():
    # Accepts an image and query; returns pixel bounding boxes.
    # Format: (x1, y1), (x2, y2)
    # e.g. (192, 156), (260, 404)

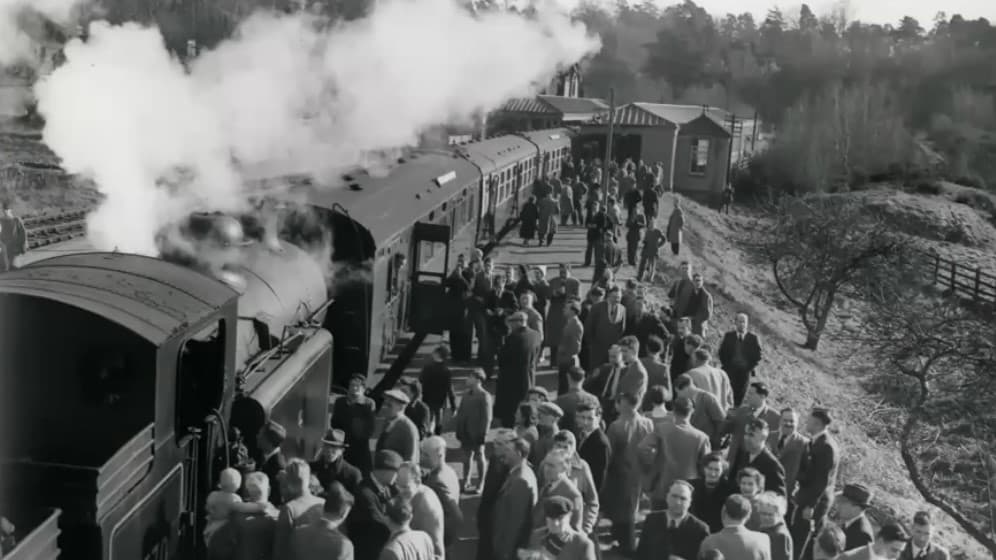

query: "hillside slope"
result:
(641, 193), (987, 559)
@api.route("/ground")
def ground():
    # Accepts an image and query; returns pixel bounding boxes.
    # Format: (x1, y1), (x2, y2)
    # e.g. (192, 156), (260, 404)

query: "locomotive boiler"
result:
(0, 212), (335, 560)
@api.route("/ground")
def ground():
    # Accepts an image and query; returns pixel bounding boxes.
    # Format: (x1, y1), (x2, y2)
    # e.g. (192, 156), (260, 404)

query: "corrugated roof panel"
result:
(610, 104), (671, 127)
(536, 95), (609, 115)
(498, 97), (557, 114)
(633, 103), (731, 128)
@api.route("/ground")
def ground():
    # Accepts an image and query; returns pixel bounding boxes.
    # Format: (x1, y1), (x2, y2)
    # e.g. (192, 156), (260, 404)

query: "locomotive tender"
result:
(0, 127), (572, 560)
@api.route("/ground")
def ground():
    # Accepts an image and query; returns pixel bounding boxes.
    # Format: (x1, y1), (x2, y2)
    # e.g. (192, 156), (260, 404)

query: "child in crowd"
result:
(453, 368), (493, 493)
(203, 468), (269, 545)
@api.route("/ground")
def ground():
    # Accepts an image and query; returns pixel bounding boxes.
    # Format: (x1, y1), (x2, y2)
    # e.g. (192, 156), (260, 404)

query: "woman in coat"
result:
(757, 491), (794, 560)
(533, 450), (584, 532)
(520, 196), (539, 245)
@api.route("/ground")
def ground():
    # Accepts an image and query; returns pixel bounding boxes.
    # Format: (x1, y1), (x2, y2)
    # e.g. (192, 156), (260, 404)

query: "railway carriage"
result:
(516, 127), (573, 181)
(266, 150), (482, 389)
(0, 128), (577, 560)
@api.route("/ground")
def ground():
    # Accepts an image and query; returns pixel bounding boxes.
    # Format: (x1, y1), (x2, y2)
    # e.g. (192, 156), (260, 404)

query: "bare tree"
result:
(758, 195), (909, 350)
(857, 286), (996, 553)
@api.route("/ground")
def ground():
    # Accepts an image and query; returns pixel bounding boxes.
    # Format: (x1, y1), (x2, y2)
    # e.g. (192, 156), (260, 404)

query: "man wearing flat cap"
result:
(311, 429), (362, 497)
(346, 449), (402, 560)
(496, 311), (543, 427)
(530, 402), (565, 468)
(376, 389), (421, 464)
(523, 496), (597, 560)
(835, 483), (876, 552)
(257, 420), (288, 506)
(792, 406), (840, 560)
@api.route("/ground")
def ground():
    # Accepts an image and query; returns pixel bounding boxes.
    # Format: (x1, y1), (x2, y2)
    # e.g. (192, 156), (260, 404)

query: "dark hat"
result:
(321, 429), (348, 448)
(542, 495), (574, 518)
(382, 389), (411, 405)
(838, 483), (873, 508)
(811, 406), (833, 425)
(537, 402), (564, 418)
(374, 450), (403, 471)
(349, 373), (368, 384)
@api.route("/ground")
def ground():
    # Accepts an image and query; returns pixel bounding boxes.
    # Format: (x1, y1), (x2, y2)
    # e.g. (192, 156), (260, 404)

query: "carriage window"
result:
(417, 240), (447, 278)
(176, 320), (226, 442)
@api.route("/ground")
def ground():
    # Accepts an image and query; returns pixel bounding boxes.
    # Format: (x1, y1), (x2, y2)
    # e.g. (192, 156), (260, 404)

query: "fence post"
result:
(975, 267), (982, 302)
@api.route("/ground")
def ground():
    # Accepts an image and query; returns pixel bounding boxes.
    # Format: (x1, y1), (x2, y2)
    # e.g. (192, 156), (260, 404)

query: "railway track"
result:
(22, 208), (89, 250)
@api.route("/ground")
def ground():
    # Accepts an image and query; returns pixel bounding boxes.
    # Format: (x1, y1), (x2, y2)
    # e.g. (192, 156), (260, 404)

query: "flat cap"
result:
(537, 402), (564, 418)
(526, 386), (549, 400)
(383, 389), (411, 405)
(374, 450), (403, 471)
(839, 483), (873, 508)
(543, 496), (574, 518)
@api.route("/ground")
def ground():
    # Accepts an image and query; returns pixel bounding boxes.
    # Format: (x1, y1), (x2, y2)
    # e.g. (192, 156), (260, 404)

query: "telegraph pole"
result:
(601, 87), (615, 207)
(751, 110), (759, 152)
(726, 113), (737, 181)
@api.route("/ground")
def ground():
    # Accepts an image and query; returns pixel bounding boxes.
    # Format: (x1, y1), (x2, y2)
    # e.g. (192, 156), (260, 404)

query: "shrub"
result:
(953, 191), (996, 214)
(952, 174), (987, 190)
(912, 179), (943, 195)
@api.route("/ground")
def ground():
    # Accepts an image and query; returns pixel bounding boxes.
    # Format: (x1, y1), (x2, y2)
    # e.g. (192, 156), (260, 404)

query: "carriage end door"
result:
(409, 222), (451, 334)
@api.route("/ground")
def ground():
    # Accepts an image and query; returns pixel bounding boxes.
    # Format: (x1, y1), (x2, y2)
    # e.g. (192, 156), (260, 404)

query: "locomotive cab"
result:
(0, 254), (240, 560)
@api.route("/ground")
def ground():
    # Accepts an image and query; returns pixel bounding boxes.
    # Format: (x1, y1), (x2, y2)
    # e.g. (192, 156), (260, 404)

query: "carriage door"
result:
(512, 163), (523, 218)
(487, 176), (499, 241)
(409, 222), (451, 334)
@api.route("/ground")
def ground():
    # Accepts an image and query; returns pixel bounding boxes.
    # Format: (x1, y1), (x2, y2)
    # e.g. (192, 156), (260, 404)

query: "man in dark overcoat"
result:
(718, 313), (763, 407)
(584, 285), (626, 369)
(495, 311), (543, 427)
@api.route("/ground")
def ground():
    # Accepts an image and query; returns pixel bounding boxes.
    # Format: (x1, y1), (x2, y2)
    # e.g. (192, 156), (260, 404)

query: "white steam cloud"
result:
(0, 0), (85, 67)
(31, 0), (600, 255)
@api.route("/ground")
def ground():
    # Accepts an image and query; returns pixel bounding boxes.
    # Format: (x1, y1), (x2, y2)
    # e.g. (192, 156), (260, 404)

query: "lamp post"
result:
(600, 87), (615, 207)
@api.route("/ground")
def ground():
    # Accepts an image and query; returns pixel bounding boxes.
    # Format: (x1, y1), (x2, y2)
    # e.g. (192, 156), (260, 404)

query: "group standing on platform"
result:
(67, 157), (953, 560)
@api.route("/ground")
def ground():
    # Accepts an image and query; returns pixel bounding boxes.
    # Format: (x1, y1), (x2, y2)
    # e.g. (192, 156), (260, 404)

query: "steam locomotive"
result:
(0, 127), (572, 560)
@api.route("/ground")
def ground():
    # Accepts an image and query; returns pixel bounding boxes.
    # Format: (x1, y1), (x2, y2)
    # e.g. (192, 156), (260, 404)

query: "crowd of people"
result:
(0, 159), (940, 560)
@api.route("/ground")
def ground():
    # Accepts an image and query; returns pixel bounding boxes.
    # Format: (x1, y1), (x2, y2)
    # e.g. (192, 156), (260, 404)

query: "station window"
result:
(690, 138), (710, 174)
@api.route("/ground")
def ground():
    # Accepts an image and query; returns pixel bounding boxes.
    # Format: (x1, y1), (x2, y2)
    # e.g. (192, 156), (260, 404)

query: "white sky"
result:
(684, 0), (996, 26)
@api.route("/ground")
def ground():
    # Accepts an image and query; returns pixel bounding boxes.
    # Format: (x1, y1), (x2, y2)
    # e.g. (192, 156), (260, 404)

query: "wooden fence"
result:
(921, 249), (996, 306)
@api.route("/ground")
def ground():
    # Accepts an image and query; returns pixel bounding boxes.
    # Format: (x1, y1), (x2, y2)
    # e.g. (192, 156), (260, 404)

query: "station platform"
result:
(370, 223), (654, 559)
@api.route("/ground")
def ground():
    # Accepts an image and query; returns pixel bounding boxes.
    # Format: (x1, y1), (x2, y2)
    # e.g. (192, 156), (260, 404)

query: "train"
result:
(0, 127), (573, 560)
